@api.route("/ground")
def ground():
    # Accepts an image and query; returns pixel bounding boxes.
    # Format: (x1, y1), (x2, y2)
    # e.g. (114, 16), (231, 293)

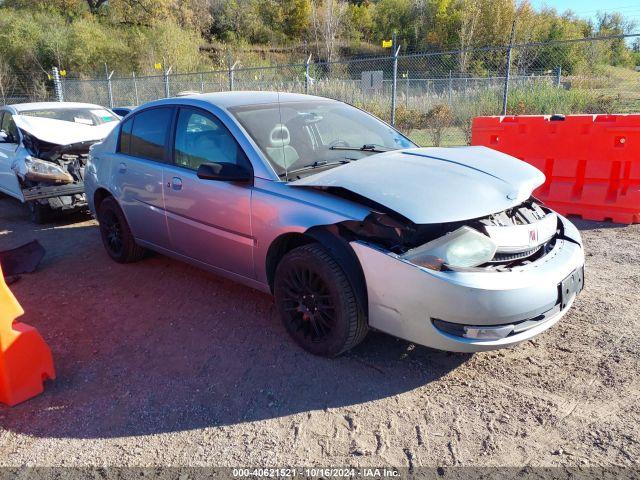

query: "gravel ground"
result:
(0, 195), (638, 468)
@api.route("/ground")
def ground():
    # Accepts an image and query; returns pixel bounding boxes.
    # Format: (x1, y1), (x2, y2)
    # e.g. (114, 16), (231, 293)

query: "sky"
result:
(529, 0), (640, 26)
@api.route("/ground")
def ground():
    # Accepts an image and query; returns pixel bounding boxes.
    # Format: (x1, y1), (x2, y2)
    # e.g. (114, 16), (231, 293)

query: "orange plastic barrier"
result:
(471, 114), (640, 223)
(0, 266), (55, 406)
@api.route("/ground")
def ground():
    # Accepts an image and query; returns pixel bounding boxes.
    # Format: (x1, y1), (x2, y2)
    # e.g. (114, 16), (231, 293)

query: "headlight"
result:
(401, 226), (497, 269)
(24, 156), (73, 184)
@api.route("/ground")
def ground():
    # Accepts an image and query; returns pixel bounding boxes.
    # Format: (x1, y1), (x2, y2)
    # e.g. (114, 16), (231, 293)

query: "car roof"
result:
(141, 91), (339, 110)
(7, 102), (109, 113)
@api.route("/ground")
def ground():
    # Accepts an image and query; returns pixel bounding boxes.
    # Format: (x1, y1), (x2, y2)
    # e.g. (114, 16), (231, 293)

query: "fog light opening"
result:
(463, 325), (514, 340)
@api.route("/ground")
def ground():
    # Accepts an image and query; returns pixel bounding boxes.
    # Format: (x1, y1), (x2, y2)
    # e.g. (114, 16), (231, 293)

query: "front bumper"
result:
(22, 182), (85, 201)
(351, 215), (585, 353)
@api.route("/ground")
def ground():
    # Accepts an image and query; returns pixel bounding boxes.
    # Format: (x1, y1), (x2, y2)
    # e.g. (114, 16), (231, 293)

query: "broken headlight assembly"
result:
(23, 156), (73, 184)
(400, 226), (497, 269)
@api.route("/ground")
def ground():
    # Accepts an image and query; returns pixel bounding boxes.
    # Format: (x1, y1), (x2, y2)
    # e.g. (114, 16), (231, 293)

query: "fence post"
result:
(555, 66), (562, 87)
(501, 21), (516, 116)
(200, 73), (205, 93)
(305, 54), (312, 94)
(52, 67), (63, 102)
(390, 33), (399, 126)
(163, 66), (172, 98)
(448, 70), (452, 104)
(227, 52), (238, 91)
(132, 72), (139, 106)
(105, 64), (114, 108)
(405, 71), (409, 108)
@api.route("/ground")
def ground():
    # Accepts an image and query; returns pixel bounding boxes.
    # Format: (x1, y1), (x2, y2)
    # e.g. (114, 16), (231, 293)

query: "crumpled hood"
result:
(14, 114), (117, 146)
(290, 146), (545, 224)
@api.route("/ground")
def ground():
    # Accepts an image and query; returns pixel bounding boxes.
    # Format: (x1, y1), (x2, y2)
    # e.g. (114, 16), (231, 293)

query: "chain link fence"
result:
(0, 71), (55, 105)
(6, 34), (640, 147)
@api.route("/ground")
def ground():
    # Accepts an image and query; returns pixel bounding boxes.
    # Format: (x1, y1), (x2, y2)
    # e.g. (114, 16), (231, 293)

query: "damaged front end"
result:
(321, 197), (584, 351)
(13, 132), (96, 212)
(319, 191), (571, 272)
(289, 146), (584, 351)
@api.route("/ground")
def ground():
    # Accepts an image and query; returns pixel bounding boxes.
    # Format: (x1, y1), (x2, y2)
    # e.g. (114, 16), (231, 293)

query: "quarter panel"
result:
(86, 127), (120, 213)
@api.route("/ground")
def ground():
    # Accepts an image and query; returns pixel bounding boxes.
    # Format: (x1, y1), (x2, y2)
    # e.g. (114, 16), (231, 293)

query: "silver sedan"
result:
(85, 92), (585, 357)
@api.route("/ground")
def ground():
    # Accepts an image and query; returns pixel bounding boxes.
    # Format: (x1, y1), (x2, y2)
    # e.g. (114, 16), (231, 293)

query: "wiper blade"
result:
(329, 144), (392, 153)
(280, 160), (350, 178)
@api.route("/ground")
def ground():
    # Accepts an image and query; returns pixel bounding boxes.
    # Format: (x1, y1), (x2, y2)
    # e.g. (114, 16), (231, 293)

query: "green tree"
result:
(596, 12), (636, 67)
(372, 0), (414, 44)
(344, 2), (374, 42)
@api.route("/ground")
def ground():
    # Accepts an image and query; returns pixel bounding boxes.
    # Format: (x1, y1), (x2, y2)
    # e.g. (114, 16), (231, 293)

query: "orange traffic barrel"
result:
(0, 266), (55, 406)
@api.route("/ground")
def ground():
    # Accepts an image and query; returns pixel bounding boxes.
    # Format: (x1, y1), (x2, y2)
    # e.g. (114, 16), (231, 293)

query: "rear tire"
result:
(97, 196), (145, 263)
(274, 243), (368, 357)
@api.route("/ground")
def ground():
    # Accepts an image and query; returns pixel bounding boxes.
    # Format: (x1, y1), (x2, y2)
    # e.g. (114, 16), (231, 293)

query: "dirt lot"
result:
(0, 195), (638, 468)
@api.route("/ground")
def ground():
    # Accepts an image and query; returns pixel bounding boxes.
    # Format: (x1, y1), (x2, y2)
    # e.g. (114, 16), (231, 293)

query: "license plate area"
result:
(560, 266), (584, 309)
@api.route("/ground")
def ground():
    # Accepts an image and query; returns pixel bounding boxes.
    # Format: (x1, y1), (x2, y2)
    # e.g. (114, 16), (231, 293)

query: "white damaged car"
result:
(0, 102), (119, 222)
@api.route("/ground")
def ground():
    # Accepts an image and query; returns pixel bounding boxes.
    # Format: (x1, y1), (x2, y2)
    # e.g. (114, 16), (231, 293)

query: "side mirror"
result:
(0, 131), (9, 143)
(196, 162), (251, 182)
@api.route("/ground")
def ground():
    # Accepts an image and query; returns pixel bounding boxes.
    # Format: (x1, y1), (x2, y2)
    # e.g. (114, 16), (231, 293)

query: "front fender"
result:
(251, 178), (370, 285)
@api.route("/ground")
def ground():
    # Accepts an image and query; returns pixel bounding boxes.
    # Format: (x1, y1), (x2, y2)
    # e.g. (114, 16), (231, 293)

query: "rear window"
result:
(119, 117), (133, 154)
(127, 107), (173, 162)
(20, 108), (119, 126)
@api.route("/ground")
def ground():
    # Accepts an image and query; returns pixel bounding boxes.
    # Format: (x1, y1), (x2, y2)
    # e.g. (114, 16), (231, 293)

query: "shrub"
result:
(423, 104), (454, 147)
(507, 83), (619, 115)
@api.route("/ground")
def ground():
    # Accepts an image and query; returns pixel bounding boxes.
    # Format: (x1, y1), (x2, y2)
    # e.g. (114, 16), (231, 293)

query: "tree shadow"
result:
(0, 198), (470, 439)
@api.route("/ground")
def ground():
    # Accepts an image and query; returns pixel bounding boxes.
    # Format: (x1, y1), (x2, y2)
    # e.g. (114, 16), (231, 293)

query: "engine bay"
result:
(322, 194), (568, 271)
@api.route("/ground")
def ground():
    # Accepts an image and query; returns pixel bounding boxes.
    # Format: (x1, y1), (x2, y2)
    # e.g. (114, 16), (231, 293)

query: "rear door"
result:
(112, 106), (174, 249)
(0, 111), (23, 199)
(162, 106), (254, 277)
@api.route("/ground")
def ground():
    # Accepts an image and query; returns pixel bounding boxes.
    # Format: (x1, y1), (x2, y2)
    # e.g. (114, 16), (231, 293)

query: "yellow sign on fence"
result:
(154, 62), (162, 70)
(382, 39), (393, 48)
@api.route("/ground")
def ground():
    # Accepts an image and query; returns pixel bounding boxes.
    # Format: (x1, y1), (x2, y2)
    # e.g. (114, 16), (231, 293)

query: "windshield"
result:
(229, 101), (415, 177)
(20, 107), (119, 126)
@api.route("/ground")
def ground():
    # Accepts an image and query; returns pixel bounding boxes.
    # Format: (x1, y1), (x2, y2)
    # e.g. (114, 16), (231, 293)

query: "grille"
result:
(491, 246), (542, 263)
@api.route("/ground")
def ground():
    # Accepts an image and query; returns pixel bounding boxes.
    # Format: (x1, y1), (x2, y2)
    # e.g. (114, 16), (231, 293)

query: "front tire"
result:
(97, 196), (145, 263)
(274, 244), (368, 357)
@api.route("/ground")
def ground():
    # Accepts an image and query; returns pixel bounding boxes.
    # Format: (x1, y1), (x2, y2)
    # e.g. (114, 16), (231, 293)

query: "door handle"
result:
(170, 177), (183, 191)
(118, 162), (127, 173)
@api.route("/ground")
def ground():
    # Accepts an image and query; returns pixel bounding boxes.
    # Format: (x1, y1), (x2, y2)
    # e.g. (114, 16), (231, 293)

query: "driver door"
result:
(163, 106), (254, 278)
(0, 112), (23, 199)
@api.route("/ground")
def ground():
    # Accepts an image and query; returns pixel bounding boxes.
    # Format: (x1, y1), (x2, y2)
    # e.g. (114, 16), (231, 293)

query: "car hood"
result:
(13, 114), (118, 146)
(289, 146), (545, 224)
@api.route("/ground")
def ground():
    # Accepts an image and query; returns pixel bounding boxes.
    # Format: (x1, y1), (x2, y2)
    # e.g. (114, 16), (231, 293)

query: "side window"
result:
(118, 117), (133, 154)
(174, 108), (249, 171)
(128, 107), (173, 162)
(1, 113), (19, 143)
